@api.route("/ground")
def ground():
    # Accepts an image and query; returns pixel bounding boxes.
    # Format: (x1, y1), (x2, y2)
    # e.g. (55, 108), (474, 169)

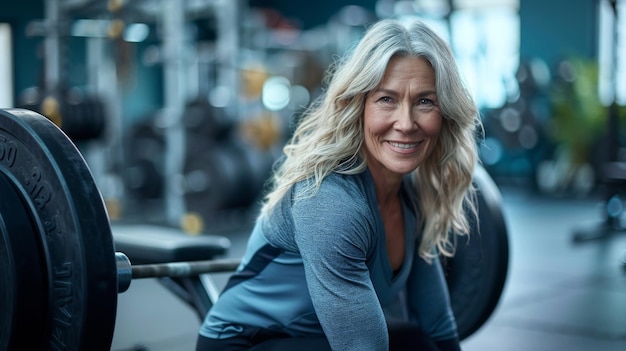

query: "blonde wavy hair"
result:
(261, 18), (481, 261)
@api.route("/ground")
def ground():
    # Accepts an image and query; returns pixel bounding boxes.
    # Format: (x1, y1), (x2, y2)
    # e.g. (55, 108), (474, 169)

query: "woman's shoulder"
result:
(290, 171), (376, 232)
(294, 171), (370, 208)
(291, 171), (377, 254)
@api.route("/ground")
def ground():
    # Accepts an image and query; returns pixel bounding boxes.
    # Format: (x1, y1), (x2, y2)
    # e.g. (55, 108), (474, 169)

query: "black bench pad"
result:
(112, 224), (231, 264)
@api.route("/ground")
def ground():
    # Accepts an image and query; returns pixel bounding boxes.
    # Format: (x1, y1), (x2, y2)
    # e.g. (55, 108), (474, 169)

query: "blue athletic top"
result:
(199, 169), (458, 350)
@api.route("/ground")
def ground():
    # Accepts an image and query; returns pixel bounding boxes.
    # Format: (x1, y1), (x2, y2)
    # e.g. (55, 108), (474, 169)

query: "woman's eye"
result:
(379, 96), (393, 103)
(416, 98), (437, 111)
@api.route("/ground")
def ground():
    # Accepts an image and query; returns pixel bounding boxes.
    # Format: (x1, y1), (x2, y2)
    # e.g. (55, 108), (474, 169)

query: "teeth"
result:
(389, 141), (418, 149)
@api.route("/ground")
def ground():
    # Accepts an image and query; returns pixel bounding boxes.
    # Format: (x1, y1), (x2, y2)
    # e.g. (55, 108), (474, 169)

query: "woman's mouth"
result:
(388, 141), (419, 150)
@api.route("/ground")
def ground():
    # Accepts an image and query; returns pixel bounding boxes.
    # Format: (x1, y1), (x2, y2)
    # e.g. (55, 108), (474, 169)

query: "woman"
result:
(196, 17), (480, 351)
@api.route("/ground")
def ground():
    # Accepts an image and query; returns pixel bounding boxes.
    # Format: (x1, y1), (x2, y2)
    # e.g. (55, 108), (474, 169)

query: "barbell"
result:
(0, 108), (509, 350)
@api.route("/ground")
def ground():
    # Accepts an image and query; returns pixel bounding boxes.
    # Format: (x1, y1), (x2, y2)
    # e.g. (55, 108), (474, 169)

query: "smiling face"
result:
(363, 55), (442, 185)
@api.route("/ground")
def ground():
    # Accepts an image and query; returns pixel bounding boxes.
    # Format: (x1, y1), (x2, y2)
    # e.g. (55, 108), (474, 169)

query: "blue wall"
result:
(250, 0), (378, 29)
(519, 0), (598, 65)
(0, 0), (44, 106)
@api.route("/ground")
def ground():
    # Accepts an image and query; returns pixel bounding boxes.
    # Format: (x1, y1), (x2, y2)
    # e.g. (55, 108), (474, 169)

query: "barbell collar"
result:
(116, 252), (132, 293)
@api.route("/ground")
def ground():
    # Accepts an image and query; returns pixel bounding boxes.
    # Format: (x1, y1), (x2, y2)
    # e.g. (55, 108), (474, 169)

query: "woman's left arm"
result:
(406, 252), (461, 351)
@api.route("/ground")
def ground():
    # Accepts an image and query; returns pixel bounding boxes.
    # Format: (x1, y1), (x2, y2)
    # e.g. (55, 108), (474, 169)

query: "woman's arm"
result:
(292, 184), (388, 351)
(406, 252), (461, 351)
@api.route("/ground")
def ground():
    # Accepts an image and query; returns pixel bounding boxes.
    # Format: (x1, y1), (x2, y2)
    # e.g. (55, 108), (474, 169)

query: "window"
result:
(0, 23), (13, 108)
(598, 0), (625, 105)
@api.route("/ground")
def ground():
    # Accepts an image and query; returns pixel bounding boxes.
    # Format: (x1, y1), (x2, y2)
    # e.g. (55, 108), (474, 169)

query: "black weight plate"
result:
(124, 118), (165, 200)
(0, 172), (47, 351)
(0, 213), (11, 351)
(444, 165), (510, 340)
(183, 142), (251, 210)
(0, 108), (117, 350)
(184, 98), (234, 141)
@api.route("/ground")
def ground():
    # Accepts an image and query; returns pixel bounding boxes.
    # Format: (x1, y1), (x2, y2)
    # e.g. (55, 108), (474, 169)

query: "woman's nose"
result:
(394, 104), (417, 131)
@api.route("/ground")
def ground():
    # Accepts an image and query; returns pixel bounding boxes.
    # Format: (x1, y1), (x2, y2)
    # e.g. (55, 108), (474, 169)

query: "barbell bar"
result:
(115, 252), (241, 293)
(0, 108), (509, 350)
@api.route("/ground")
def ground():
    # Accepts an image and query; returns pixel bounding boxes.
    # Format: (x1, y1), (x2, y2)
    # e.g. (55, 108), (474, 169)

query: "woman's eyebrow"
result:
(373, 87), (438, 99)
(416, 90), (438, 98)
(372, 87), (398, 96)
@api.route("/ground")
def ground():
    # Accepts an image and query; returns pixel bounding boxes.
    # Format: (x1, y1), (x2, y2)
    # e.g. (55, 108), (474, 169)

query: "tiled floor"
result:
(111, 185), (626, 351)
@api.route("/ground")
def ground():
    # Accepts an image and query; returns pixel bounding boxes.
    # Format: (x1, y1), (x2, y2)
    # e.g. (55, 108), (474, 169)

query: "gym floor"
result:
(110, 185), (626, 351)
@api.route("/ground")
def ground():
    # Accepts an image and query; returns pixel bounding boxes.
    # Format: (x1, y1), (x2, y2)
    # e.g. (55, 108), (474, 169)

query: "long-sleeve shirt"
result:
(199, 168), (458, 350)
